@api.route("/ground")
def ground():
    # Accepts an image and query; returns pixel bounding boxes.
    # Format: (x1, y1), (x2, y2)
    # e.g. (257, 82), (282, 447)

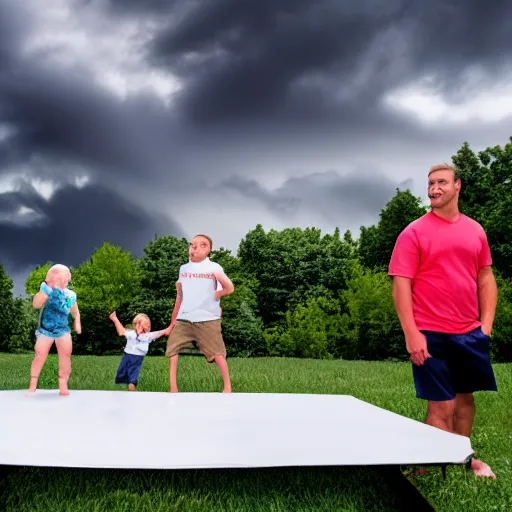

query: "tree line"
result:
(1, 137), (511, 362)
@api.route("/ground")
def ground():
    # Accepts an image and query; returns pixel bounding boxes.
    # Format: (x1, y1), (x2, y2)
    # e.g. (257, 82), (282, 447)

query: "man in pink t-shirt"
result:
(389, 163), (498, 479)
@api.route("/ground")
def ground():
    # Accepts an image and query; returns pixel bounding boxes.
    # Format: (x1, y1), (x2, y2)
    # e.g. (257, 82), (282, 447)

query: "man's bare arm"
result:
(392, 276), (430, 365)
(478, 266), (498, 335)
(392, 276), (419, 338)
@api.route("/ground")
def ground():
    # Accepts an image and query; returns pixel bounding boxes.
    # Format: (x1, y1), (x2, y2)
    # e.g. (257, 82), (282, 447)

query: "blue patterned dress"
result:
(36, 287), (77, 339)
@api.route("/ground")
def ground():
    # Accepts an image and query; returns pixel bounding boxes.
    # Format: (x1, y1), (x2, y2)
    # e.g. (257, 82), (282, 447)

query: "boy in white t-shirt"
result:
(110, 311), (170, 391)
(165, 234), (235, 393)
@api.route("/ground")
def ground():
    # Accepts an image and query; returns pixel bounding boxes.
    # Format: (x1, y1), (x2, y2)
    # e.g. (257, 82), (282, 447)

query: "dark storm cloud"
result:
(0, 182), (184, 270)
(0, 64), (179, 181)
(148, 0), (512, 123)
(220, 170), (414, 225)
(0, 1), (26, 70)
(101, 0), (177, 14)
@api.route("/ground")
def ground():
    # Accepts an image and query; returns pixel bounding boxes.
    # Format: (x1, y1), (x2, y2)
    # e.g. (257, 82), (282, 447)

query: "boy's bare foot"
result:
(223, 386), (232, 393)
(170, 387), (179, 393)
(58, 378), (70, 396)
(470, 459), (496, 479)
(28, 376), (38, 393)
(128, 384), (136, 391)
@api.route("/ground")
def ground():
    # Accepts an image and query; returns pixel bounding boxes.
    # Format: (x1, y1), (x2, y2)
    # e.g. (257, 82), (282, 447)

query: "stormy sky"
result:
(1, 0), (512, 295)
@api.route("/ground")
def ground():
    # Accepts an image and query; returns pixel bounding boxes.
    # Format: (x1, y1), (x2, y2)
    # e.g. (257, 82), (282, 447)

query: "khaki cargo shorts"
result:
(165, 319), (226, 362)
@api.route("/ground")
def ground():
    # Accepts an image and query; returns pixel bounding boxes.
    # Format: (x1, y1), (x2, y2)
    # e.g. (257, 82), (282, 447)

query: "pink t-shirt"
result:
(388, 211), (492, 334)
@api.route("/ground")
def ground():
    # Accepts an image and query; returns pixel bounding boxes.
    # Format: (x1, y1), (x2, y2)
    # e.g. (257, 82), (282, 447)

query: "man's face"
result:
(189, 236), (211, 262)
(428, 170), (460, 209)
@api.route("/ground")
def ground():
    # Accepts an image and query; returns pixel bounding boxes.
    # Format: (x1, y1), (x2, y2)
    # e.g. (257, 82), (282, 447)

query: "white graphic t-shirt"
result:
(123, 330), (161, 356)
(177, 258), (223, 322)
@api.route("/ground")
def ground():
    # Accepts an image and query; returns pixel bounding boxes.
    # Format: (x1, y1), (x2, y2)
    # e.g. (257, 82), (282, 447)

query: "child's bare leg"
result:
(29, 336), (54, 392)
(214, 355), (231, 393)
(169, 354), (179, 392)
(56, 334), (72, 396)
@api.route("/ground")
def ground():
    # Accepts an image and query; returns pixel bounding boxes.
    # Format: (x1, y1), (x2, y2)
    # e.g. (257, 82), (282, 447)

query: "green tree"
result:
(0, 264), (15, 351)
(7, 298), (38, 353)
(453, 137), (512, 277)
(73, 243), (140, 311)
(222, 301), (266, 357)
(357, 225), (379, 270)
(137, 235), (189, 299)
(71, 243), (141, 354)
(264, 296), (343, 359)
(25, 262), (54, 295)
(238, 225), (356, 326)
(358, 189), (427, 270)
(340, 267), (405, 360)
(488, 273), (512, 362)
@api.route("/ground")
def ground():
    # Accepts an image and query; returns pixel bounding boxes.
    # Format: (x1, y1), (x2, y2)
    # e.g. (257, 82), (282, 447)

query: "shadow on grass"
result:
(0, 465), (434, 512)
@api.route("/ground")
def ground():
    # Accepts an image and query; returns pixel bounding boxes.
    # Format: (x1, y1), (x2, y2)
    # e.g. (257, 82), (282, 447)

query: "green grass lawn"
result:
(0, 353), (511, 511)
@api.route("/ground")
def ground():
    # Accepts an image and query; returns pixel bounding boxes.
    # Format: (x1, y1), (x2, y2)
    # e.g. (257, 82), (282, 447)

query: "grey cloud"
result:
(0, 182), (184, 273)
(148, 0), (512, 124)
(220, 169), (414, 227)
(221, 175), (300, 215)
(0, 63), (181, 182)
(101, 0), (177, 14)
(0, 1), (28, 71)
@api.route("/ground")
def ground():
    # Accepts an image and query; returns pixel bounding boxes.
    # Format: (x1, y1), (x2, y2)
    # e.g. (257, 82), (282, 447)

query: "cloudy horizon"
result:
(1, 0), (512, 295)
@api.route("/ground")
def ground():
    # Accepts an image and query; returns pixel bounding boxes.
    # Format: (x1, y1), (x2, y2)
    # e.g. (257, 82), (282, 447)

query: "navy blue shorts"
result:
(115, 353), (144, 386)
(412, 327), (497, 402)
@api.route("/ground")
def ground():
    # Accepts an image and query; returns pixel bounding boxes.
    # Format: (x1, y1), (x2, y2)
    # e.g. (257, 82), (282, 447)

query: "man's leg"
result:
(453, 392), (495, 478)
(451, 327), (498, 479)
(453, 393), (475, 437)
(426, 399), (455, 432)
(409, 331), (456, 475)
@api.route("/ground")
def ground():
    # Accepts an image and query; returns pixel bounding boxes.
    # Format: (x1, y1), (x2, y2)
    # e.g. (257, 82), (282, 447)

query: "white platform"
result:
(0, 390), (473, 470)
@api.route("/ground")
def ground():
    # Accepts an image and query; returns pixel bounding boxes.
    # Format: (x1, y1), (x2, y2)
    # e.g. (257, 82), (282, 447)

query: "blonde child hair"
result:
(133, 313), (151, 333)
(46, 264), (72, 284)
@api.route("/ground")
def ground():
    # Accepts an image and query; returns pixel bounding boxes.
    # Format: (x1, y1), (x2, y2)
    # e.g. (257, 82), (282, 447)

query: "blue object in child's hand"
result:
(40, 281), (53, 295)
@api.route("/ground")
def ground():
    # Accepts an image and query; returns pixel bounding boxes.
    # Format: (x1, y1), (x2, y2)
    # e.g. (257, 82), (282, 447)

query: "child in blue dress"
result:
(109, 311), (170, 391)
(29, 264), (81, 396)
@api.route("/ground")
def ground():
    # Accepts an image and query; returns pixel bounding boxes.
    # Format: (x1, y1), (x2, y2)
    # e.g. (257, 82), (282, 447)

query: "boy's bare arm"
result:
(109, 311), (126, 336)
(70, 303), (82, 334)
(213, 271), (234, 300)
(168, 282), (182, 329)
(150, 328), (172, 340)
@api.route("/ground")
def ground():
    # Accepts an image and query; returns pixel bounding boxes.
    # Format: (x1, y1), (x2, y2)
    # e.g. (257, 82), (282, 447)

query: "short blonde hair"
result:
(133, 313), (151, 333)
(428, 163), (459, 180)
(46, 264), (71, 282)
